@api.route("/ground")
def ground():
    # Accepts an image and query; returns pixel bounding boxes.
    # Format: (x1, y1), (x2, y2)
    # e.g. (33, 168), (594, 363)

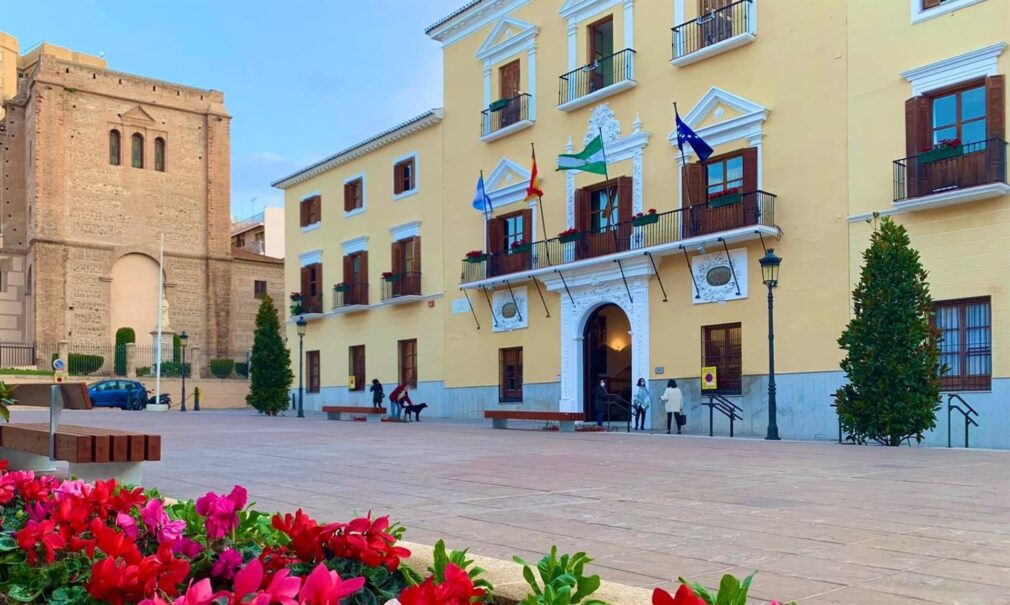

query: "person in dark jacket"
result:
(592, 378), (609, 427)
(369, 379), (384, 410)
(388, 383), (412, 420)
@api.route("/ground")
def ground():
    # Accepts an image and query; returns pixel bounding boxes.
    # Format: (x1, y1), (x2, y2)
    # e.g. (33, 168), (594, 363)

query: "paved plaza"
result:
(12, 407), (1010, 604)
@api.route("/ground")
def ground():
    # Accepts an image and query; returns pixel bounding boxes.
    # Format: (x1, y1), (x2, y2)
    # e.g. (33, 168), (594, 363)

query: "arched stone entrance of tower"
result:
(109, 253), (161, 345)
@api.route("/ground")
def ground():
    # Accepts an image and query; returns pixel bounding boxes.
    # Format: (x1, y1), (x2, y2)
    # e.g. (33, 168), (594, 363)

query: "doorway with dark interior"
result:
(583, 303), (632, 424)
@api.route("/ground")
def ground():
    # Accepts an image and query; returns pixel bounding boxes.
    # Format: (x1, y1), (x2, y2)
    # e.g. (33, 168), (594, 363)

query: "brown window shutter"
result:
(575, 188), (592, 231)
(905, 96), (930, 157)
(343, 254), (352, 286)
(411, 236), (421, 274)
(343, 183), (352, 212)
(391, 241), (403, 274)
(393, 164), (403, 194)
(616, 176), (633, 223)
(314, 197), (321, 223)
(360, 252), (368, 304)
(741, 148), (758, 193)
(300, 266), (310, 300)
(299, 201), (307, 227)
(682, 163), (707, 207)
(487, 218), (504, 253)
(986, 75), (1005, 142)
(521, 209), (533, 242)
(922, 0), (941, 8)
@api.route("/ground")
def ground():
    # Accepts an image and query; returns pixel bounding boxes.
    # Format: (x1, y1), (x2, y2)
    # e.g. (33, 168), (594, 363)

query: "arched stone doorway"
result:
(109, 253), (161, 344)
(583, 303), (632, 422)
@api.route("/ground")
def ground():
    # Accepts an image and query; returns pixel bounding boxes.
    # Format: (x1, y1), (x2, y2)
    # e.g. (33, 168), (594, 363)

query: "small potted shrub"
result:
(558, 228), (582, 243)
(709, 187), (742, 208)
(632, 208), (659, 226)
(464, 249), (487, 263)
(333, 282), (350, 293)
(510, 239), (531, 254)
(381, 271), (399, 282)
(289, 291), (304, 315)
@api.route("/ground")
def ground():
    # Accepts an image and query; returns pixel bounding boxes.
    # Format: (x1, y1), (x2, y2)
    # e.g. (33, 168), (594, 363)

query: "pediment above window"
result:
(476, 16), (538, 64)
(668, 87), (768, 160)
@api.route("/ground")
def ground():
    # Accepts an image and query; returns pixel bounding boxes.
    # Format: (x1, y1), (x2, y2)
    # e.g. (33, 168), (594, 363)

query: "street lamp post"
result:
(760, 249), (782, 441)
(296, 316), (307, 419)
(179, 331), (189, 412)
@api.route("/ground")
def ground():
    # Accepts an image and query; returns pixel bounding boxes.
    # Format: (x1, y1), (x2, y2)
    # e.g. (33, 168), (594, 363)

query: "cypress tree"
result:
(247, 294), (294, 416)
(835, 216), (942, 446)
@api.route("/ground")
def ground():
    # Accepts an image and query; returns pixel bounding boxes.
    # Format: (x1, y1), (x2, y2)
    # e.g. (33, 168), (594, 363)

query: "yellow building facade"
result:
(278, 0), (1010, 447)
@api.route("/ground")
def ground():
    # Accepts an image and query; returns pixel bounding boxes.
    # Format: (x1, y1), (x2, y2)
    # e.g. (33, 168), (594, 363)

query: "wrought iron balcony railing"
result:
(558, 48), (635, 106)
(460, 190), (776, 284)
(481, 94), (532, 138)
(893, 138), (1007, 202)
(380, 272), (421, 300)
(332, 281), (368, 308)
(672, 0), (753, 61)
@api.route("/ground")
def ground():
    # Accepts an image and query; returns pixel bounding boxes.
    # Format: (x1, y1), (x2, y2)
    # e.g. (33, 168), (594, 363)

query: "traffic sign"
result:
(53, 358), (66, 372)
(701, 366), (718, 390)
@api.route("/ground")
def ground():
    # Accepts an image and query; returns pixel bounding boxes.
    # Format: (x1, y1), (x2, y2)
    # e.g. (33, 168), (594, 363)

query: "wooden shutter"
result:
(391, 241), (403, 275)
(300, 266), (310, 302)
(393, 163), (405, 194)
(343, 183), (353, 212)
(520, 209), (533, 242)
(575, 189), (592, 232)
(922, 0), (941, 8)
(410, 236), (421, 274)
(986, 75), (1005, 141)
(682, 163), (707, 207)
(360, 252), (368, 304)
(616, 176), (633, 223)
(905, 96), (931, 157)
(342, 254), (352, 286)
(486, 218), (504, 253)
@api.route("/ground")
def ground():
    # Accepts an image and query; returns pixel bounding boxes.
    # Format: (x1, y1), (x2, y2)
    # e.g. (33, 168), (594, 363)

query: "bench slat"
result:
(0, 424), (160, 462)
(322, 406), (387, 414)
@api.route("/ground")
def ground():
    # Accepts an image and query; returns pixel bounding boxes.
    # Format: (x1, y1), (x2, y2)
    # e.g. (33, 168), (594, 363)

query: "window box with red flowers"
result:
(289, 292), (304, 316)
(919, 138), (963, 164)
(557, 228), (582, 244)
(464, 250), (487, 263)
(709, 188), (742, 208)
(632, 208), (659, 226)
(333, 282), (350, 293)
(381, 272), (399, 282)
(509, 240), (531, 254)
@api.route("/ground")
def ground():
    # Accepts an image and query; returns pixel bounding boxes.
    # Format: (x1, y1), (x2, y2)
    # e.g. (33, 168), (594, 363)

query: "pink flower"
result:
(172, 578), (218, 605)
(249, 568), (300, 605)
(211, 548), (244, 580)
(195, 485), (247, 539)
(54, 479), (88, 502)
(172, 537), (205, 559)
(142, 499), (187, 544)
(233, 558), (266, 601)
(298, 563), (366, 604)
(116, 513), (138, 539)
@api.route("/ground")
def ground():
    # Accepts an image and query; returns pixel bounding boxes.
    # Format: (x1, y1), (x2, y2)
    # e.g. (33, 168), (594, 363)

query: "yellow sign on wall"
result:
(348, 375), (356, 390)
(701, 367), (718, 390)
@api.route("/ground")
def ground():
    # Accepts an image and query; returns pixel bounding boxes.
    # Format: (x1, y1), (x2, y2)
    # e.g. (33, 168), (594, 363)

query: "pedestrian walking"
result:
(388, 382), (412, 420)
(632, 378), (651, 431)
(593, 378), (609, 427)
(660, 379), (684, 434)
(369, 379), (384, 410)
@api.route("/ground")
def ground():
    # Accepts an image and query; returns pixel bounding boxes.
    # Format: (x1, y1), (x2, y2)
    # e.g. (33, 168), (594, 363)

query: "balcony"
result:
(557, 49), (636, 112)
(332, 282), (368, 312)
(893, 138), (1009, 211)
(380, 272), (422, 303)
(481, 94), (534, 142)
(671, 0), (755, 67)
(461, 190), (776, 285)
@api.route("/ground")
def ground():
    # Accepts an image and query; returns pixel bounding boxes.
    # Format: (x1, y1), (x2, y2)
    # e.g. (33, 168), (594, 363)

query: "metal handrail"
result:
(558, 48), (636, 105)
(671, 0), (752, 60)
(946, 393), (979, 448)
(893, 138), (1007, 202)
(605, 394), (632, 433)
(702, 394), (742, 437)
(481, 93), (532, 137)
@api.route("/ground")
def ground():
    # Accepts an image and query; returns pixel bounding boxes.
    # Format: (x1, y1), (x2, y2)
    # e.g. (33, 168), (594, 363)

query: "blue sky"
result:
(0, 0), (461, 219)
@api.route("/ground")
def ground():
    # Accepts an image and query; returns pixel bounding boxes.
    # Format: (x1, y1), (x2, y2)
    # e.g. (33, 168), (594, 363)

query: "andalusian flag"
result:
(556, 134), (607, 175)
(524, 146), (544, 201)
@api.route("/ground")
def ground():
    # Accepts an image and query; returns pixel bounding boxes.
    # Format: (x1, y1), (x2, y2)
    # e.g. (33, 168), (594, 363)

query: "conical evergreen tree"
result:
(835, 216), (942, 446)
(247, 294), (294, 416)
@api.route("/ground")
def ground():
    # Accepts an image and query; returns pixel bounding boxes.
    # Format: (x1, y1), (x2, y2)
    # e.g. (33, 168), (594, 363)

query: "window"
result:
(682, 149), (757, 236)
(307, 351), (320, 393)
(342, 252), (368, 305)
(502, 212), (525, 250)
(131, 133), (144, 168)
(254, 280), (267, 299)
(300, 195), (321, 227)
(344, 178), (363, 212)
(589, 187), (618, 233)
(300, 263), (322, 313)
(349, 345), (365, 392)
(499, 347), (523, 402)
(393, 157), (416, 195)
(154, 137), (166, 172)
(109, 130), (121, 166)
(390, 237), (421, 296)
(706, 155), (744, 197)
(587, 16), (615, 90)
(702, 323), (742, 394)
(398, 339), (417, 388)
(935, 298), (991, 391)
(930, 83), (987, 147)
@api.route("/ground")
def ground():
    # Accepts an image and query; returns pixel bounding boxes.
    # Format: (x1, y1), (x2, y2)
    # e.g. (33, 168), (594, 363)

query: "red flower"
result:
(648, 208), (657, 214)
(272, 509), (327, 563)
(653, 585), (707, 605)
(326, 515), (410, 571)
(399, 563), (485, 605)
(558, 228), (579, 237)
(89, 557), (144, 605)
(15, 519), (65, 565)
(465, 250), (485, 259)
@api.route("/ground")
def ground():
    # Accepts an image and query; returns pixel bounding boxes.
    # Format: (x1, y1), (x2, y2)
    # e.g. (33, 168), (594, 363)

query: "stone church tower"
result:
(0, 38), (282, 363)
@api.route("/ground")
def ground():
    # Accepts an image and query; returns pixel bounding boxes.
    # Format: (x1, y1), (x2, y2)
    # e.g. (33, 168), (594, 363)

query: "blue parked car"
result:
(87, 379), (149, 410)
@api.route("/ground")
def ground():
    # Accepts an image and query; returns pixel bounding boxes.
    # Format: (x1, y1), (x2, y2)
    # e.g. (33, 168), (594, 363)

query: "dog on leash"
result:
(401, 402), (428, 422)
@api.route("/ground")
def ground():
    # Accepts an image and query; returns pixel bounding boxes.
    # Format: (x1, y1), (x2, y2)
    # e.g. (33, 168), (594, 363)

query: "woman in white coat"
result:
(660, 379), (684, 435)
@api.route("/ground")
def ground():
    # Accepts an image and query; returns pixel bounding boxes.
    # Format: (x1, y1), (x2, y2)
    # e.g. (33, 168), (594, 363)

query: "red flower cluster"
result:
(272, 509), (410, 571)
(710, 187), (742, 199)
(923, 137), (961, 152)
(290, 292), (303, 301)
(510, 240), (526, 250)
(399, 563), (486, 605)
(465, 250), (485, 259)
(557, 228), (579, 237)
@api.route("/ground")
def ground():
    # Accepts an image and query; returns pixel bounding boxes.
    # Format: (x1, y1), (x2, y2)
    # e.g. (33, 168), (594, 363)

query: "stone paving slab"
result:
(11, 407), (1010, 605)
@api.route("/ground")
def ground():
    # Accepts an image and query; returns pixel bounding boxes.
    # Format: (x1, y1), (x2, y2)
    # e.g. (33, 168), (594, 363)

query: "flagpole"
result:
(155, 232), (164, 407)
(597, 128), (620, 251)
(674, 102), (696, 238)
(531, 143), (551, 267)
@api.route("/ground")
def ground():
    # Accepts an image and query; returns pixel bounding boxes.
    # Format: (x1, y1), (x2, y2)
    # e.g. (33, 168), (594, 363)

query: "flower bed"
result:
(0, 461), (795, 604)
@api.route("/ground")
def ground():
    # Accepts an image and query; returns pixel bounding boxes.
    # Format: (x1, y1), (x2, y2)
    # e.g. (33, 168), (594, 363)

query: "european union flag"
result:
(676, 112), (713, 162)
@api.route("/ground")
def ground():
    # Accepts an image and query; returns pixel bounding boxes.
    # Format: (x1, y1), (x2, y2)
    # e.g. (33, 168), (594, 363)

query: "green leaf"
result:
(716, 573), (741, 605)
(6, 584), (41, 602)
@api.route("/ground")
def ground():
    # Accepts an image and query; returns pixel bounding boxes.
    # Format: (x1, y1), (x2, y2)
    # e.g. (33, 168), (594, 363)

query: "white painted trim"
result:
(476, 16), (539, 64)
(392, 152), (420, 201)
(343, 173), (366, 217)
(483, 157), (532, 211)
(426, 0), (531, 47)
(341, 236), (368, 255)
(668, 87), (768, 162)
(671, 33), (755, 67)
(310, 292), (445, 317)
(848, 182), (1010, 222)
(481, 118), (535, 143)
(560, 0), (625, 23)
(298, 249), (323, 267)
(910, 0), (987, 24)
(557, 79), (637, 112)
(300, 190), (321, 202)
(901, 42), (1007, 95)
(389, 220), (422, 241)
(300, 222), (321, 234)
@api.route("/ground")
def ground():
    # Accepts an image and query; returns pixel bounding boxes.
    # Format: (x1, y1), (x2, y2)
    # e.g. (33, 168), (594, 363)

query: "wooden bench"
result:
(322, 405), (386, 423)
(484, 410), (585, 432)
(0, 382), (161, 484)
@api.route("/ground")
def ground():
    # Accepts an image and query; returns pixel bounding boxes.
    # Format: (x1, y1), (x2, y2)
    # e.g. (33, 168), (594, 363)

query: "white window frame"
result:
(343, 173), (366, 218)
(299, 190), (322, 233)
(911, 0), (987, 24)
(392, 152), (419, 201)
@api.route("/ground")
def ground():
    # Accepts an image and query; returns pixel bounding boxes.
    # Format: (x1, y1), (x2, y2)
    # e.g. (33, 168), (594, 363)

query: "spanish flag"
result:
(524, 145), (544, 202)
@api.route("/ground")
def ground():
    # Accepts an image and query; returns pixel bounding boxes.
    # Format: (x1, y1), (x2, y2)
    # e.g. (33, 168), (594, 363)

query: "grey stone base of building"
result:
(293, 374), (1010, 449)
